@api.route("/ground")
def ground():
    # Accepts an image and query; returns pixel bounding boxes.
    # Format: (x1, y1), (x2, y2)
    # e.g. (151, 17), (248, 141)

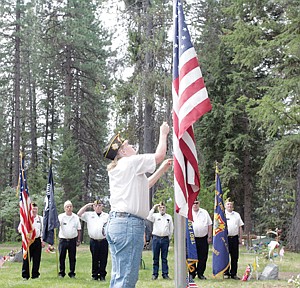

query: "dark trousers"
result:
(152, 235), (170, 277)
(58, 238), (77, 277)
(225, 235), (239, 276)
(190, 235), (209, 277)
(22, 237), (42, 279)
(90, 238), (108, 279)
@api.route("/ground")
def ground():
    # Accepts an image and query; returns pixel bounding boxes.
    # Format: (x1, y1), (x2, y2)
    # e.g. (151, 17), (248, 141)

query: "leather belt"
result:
(91, 238), (105, 242)
(153, 235), (169, 239)
(109, 211), (143, 220)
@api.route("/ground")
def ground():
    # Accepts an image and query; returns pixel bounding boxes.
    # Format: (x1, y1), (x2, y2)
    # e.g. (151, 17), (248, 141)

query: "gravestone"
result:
(259, 263), (279, 280)
(11, 250), (23, 263)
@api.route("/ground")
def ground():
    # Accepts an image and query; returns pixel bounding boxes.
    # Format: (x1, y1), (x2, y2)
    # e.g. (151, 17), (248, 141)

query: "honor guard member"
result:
(77, 200), (109, 281)
(19, 202), (44, 280)
(147, 201), (174, 280)
(58, 200), (81, 278)
(224, 198), (244, 280)
(190, 199), (212, 280)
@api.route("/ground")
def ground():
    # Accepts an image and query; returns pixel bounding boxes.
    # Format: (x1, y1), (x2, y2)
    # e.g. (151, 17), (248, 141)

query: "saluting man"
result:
(77, 200), (109, 281)
(147, 202), (174, 280)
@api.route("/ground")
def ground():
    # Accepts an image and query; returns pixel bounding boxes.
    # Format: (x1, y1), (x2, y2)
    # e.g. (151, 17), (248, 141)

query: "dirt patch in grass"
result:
(279, 271), (299, 280)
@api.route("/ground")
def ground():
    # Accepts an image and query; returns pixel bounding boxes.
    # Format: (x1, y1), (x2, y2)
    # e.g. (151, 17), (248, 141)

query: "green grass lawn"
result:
(0, 242), (299, 287)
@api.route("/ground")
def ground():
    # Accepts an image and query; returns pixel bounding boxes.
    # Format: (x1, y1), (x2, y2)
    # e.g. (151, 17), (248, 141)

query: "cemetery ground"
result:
(0, 242), (299, 287)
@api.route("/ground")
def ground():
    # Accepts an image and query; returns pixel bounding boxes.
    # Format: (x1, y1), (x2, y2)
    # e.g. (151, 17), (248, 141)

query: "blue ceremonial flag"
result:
(212, 166), (229, 277)
(42, 161), (59, 245)
(186, 218), (198, 272)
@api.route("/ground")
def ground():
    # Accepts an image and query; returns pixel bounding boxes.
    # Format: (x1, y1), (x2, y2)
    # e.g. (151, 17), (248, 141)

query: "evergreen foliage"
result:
(0, 0), (298, 251)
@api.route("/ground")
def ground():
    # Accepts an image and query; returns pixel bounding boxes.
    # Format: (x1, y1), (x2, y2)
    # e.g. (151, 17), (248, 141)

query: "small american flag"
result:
(172, 0), (212, 220)
(186, 275), (199, 288)
(19, 154), (36, 259)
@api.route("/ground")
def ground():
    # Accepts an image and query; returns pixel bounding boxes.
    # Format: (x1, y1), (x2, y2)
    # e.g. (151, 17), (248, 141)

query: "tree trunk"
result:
(13, 0), (21, 187)
(243, 147), (252, 234)
(27, 51), (38, 169)
(142, 0), (156, 210)
(287, 159), (300, 252)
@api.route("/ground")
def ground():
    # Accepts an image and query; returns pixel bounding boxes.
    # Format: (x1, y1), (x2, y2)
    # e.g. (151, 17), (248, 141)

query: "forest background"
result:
(0, 0), (299, 251)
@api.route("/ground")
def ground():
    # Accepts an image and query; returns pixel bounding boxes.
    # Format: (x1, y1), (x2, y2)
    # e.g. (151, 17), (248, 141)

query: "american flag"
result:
(186, 275), (199, 288)
(19, 155), (36, 259)
(172, 0), (212, 220)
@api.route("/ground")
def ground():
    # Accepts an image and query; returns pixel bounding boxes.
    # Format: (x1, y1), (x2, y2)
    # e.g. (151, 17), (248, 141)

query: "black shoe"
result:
(69, 275), (76, 279)
(152, 275), (158, 280)
(163, 275), (171, 280)
(198, 275), (207, 280)
(224, 273), (230, 279)
(92, 277), (98, 281)
(99, 276), (105, 281)
(231, 275), (240, 280)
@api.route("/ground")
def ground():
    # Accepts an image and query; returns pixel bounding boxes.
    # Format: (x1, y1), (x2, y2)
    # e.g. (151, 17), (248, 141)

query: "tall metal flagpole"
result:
(174, 212), (186, 288)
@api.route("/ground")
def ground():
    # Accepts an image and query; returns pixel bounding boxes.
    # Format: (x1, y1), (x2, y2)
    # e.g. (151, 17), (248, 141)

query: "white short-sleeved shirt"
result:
(33, 215), (43, 238)
(147, 210), (174, 239)
(192, 208), (212, 237)
(225, 210), (244, 236)
(108, 154), (156, 219)
(80, 211), (109, 240)
(58, 212), (81, 239)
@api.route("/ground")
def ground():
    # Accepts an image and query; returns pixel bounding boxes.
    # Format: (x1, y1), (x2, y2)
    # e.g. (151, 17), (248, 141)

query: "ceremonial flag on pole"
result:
(172, 0), (212, 221)
(212, 166), (229, 277)
(19, 153), (36, 259)
(186, 218), (198, 272)
(186, 218), (199, 288)
(42, 160), (59, 245)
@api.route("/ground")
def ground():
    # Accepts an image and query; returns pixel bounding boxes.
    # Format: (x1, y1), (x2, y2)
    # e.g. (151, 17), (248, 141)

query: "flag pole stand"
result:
(174, 212), (186, 288)
(27, 248), (31, 279)
(54, 228), (59, 276)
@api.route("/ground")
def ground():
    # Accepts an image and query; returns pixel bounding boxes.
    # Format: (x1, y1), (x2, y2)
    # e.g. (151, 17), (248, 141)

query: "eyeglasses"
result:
(193, 201), (199, 205)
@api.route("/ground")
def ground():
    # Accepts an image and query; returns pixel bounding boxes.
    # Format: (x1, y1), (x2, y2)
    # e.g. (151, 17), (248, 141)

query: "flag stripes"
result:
(172, 0), (212, 220)
(19, 155), (36, 259)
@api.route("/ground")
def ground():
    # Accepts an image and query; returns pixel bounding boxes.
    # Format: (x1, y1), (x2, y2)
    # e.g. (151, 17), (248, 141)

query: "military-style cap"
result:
(103, 133), (124, 160)
(224, 197), (234, 204)
(94, 199), (103, 205)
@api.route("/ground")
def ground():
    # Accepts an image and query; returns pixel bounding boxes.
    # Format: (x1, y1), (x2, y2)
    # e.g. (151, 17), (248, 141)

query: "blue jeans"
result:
(152, 235), (170, 277)
(106, 212), (145, 288)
